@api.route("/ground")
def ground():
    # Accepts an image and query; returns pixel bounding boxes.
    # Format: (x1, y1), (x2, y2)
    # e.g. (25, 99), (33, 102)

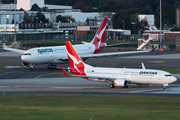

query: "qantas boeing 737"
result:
(61, 41), (177, 90)
(3, 17), (150, 71)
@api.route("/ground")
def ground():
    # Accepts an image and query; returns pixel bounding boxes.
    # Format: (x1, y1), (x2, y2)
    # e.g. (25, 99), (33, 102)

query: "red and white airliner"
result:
(4, 17), (150, 71)
(61, 41), (177, 90)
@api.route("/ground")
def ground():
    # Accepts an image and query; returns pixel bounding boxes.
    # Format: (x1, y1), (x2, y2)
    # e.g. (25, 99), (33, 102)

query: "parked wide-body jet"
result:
(61, 41), (177, 90)
(4, 17), (150, 71)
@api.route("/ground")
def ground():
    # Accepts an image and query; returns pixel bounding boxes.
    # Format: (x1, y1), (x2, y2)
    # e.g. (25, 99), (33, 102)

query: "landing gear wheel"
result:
(30, 67), (34, 71)
(29, 63), (34, 71)
(110, 84), (115, 88)
(47, 64), (50, 69)
(163, 86), (166, 91)
(124, 85), (129, 88)
(53, 65), (57, 69)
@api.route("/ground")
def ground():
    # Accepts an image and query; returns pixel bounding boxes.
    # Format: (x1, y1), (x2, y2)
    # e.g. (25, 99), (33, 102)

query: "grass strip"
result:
(0, 65), (5, 69)
(161, 69), (180, 73)
(53, 72), (66, 76)
(0, 94), (180, 120)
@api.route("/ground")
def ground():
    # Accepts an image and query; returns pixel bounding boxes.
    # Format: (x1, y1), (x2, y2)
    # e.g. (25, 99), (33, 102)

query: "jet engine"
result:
(113, 79), (129, 88)
(22, 62), (29, 67)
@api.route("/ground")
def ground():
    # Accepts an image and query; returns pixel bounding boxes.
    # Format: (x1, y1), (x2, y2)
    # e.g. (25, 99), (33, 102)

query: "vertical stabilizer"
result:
(65, 41), (89, 75)
(91, 17), (107, 53)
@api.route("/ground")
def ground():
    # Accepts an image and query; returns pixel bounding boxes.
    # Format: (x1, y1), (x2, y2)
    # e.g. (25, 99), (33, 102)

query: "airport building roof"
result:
(0, 3), (78, 12)
(0, 3), (16, 10)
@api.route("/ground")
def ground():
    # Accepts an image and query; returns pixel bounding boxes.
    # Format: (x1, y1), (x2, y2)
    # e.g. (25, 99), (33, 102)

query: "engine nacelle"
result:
(22, 62), (29, 67)
(113, 79), (129, 88)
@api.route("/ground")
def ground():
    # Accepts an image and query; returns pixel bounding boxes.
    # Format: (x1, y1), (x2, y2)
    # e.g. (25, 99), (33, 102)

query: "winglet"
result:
(60, 65), (69, 76)
(142, 63), (146, 69)
(3, 43), (7, 49)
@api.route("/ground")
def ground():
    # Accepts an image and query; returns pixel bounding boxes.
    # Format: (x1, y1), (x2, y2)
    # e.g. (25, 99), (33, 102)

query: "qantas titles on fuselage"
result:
(87, 70), (158, 76)
(37, 48), (66, 54)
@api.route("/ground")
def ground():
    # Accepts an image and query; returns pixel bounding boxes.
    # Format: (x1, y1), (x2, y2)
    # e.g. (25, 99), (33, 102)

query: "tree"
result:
(18, 8), (25, 11)
(132, 16), (149, 35)
(1, 0), (13, 4)
(56, 15), (75, 23)
(22, 11), (49, 23)
(97, 0), (123, 12)
(72, 1), (86, 11)
(23, 11), (32, 23)
(36, 11), (49, 23)
(99, 12), (113, 18)
(155, 2), (175, 30)
(170, 26), (180, 31)
(42, 6), (48, 12)
(30, 3), (41, 11)
(112, 10), (131, 30)
(56, 15), (66, 23)
(139, 17), (149, 35)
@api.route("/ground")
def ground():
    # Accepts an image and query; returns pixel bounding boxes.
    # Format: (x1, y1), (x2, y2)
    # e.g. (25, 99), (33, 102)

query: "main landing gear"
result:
(29, 63), (34, 71)
(109, 83), (115, 88)
(47, 64), (57, 69)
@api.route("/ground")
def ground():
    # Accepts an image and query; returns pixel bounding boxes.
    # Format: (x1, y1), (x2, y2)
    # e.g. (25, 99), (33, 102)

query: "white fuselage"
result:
(21, 43), (96, 64)
(84, 67), (177, 85)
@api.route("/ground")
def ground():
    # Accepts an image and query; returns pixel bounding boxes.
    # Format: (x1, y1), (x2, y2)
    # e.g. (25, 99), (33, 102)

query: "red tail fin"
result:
(65, 41), (86, 75)
(91, 17), (107, 53)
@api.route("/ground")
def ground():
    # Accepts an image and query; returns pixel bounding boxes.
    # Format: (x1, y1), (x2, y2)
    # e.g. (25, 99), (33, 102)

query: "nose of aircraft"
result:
(21, 55), (29, 63)
(21, 55), (25, 62)
(171, 76), (177, 83)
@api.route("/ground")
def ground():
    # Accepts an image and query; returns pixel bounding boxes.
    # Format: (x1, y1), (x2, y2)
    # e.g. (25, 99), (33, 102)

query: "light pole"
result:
(14, 0), (16, 42)
(122, 20), (125, 30)
(160, 0), (162, 48)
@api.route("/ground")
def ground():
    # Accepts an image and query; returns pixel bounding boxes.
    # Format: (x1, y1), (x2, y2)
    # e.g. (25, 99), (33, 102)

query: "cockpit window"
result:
(23, 53), (31, 55)
(165, 74), (172, 77)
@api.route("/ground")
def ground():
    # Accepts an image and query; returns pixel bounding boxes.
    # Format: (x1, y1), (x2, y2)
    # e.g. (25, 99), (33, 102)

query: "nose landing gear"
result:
(163, 84), (170, 91)
(163, 86), (166, 91)
(29, 63), (34, 71)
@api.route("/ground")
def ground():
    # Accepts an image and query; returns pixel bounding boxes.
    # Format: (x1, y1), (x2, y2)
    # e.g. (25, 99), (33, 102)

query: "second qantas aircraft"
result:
(61, 41), (177, 90)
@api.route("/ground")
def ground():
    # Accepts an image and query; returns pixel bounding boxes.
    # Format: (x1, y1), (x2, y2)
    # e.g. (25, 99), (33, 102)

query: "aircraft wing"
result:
(81, 50), (150, 59)
(103, 42), (130, 47)
(3, 43), (25, 54)
(60, 50), (150, 61)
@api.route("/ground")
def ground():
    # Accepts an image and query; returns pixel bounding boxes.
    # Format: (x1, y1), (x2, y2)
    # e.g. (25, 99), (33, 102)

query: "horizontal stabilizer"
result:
(3, 43), (7, 48)
(60, 65), (69, 76)
(103, 42), (131, 48)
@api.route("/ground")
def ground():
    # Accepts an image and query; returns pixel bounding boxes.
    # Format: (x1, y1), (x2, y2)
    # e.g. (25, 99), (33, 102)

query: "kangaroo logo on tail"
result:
(91, 17), (107, 53)
(65, 41), (86, 75)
